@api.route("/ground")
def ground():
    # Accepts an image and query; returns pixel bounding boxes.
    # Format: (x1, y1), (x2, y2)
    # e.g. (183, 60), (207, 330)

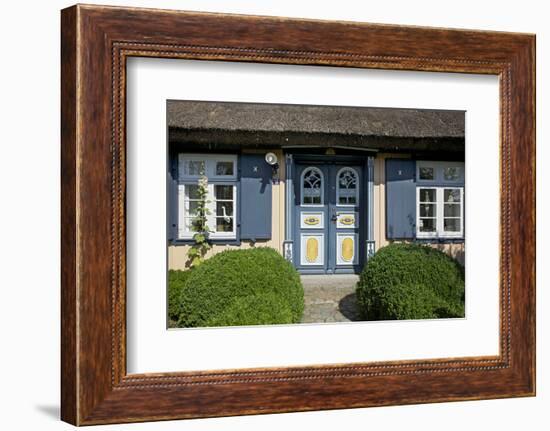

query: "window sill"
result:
(414, 237), (464, 244)
(170, 237), (241, 246)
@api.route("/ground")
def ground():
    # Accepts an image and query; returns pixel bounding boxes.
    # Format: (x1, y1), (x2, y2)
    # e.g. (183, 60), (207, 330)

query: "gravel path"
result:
(300, 275), (362, 323)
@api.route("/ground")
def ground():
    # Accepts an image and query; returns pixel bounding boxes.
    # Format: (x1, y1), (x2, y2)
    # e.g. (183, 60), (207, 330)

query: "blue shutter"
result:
(240, 154), (272, 240)
(167, 155), (178, 242)
(386, 159), (416, 239)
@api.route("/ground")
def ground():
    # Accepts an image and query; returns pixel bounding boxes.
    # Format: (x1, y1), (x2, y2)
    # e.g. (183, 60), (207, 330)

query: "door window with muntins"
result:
(336, 167), (359, 206)
(301, 167), (324, 205)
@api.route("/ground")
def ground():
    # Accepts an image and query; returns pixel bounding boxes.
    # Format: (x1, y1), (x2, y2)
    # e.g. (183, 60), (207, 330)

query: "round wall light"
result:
(265, 152), (278, 166)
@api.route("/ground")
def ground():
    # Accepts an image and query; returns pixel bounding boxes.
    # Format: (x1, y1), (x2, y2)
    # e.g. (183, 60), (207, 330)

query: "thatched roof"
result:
(168, 100), (465, 153)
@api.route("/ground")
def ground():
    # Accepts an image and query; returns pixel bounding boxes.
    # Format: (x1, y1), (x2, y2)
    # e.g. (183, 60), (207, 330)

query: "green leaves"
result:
(192, 233), (206, 243)
(167, 269), (193, 327)
(187, 175), (213, 268)
(356, 243), (465, 321)
(187, 248), (200, 257)
(171, 247), (304, 328)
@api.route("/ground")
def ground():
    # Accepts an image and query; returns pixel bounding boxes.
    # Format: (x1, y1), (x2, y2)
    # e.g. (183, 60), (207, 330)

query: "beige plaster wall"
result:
(168, 149), (286, 270)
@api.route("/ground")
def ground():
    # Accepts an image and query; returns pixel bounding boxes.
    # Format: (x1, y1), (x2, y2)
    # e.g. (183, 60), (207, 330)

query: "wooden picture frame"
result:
(61, 4), (535, 425)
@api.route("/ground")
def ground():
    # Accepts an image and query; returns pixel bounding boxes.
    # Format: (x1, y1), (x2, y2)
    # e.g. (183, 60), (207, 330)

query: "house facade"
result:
(167, 101), (465, 273)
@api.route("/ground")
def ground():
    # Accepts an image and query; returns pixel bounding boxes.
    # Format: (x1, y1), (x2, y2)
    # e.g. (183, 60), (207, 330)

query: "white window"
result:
(178, 154), (237, 240)
(416, 187), (464, 238)
(178, 153), (237, 181)
(336, 167), (359, 206)
(418, 187), (437, 234)
(416, 161), (464, 184)
(415, 161), (464, 238)
(418, 166), (435, 181)
(212, 184), (235, 235)
(301, 167), (324, 206)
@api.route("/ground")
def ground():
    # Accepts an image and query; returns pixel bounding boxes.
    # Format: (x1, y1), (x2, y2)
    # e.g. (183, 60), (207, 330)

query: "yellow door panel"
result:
(341, 237), (354, 262)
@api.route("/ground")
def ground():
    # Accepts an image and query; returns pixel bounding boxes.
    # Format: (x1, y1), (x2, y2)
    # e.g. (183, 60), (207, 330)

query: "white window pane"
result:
(419, 167), (434, 180)
(444, 167), (461, 181)
(337, 169), (358, 206)
(303, 169), (322, 188)
(185, 200), (200, 216)
(419, 218), (436, 232)
(216, 161), (234, 176)
(444, 218), (461, 232)
(185, 185), (200, 199)
(184, 160), (205, 176)
(214, 184), (233, 200)
(339, 195), (356, 205)
(216, 201), (233, 217)
(420, 203), (436, 217)
(304, 188), (321, 197)
(184, 217), (198, 232)
(339, 188), (356, 196)
(444, 189), (461, 203)
(304, 195), (321, 205)
(338, 169), (357, 189)
(302, 168), (323, 205)
(215, 217), (233, 232)
(444, 204), (461, 217)
(419, 188), (436, 202)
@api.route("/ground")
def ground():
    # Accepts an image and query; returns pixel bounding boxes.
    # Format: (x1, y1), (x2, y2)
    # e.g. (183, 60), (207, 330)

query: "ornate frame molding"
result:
(61, 5), (535, 425)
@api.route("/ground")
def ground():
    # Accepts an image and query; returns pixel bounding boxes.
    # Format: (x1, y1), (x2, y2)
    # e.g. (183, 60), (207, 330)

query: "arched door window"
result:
(301, 167), (324, 205)
(336, 167), (359, 206)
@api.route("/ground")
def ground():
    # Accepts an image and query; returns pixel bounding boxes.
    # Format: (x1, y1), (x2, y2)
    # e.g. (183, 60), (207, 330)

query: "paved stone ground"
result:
(300, 275), (362, 323)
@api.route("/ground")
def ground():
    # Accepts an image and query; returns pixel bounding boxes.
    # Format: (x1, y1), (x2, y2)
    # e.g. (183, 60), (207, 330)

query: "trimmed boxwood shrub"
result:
(168, 269), (192, 327)
(356, 243), (465, 320)
(174, 247), (304, 328)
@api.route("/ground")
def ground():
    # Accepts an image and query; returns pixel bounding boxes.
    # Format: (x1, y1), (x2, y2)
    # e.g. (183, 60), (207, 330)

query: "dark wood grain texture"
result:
(60, 6), (78, 425)
(60, 4), (535, 425)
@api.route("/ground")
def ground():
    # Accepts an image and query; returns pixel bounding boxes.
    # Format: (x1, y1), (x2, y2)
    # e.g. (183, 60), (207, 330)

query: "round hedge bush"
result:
(356, 243), (465, 320)
(174, 247), (304, 328)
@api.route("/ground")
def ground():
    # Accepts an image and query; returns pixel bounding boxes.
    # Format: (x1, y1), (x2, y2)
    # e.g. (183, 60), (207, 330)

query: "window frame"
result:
(178, 182), (201, 238)
(416, 160), (465, 185)
(417, 186), (438, 237)
(300, 166), (325, 207)
(177, 154), (238, 241)
(178, 153), (237, 181)
(210, 182), (237, 239)
(416, 186), (464, 239)
(336, 166), (360, 207)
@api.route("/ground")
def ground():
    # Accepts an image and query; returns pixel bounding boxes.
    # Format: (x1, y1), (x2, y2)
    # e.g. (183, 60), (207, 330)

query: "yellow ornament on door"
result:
(306, 238), (319, 263)
(341, 237), (354, 262)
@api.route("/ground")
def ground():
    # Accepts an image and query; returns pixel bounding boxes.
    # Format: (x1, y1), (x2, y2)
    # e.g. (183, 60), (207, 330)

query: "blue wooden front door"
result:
(294, 163), (363, 274)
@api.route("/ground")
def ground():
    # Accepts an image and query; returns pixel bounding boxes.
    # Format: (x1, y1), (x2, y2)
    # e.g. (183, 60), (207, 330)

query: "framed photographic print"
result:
(61, 4), (535, 425)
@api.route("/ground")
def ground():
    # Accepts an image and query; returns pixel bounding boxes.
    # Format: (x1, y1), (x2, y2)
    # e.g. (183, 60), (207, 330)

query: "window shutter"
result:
(385, 159), (416, 239)
(167, 156), (178, 242)
(240, 154), (272, 240)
